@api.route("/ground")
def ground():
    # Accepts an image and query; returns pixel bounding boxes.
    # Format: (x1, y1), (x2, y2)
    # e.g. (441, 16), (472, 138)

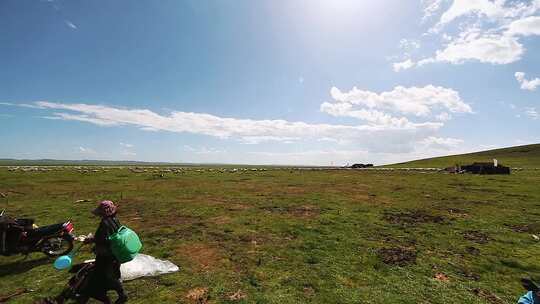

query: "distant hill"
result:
(386, 144), (540, 168)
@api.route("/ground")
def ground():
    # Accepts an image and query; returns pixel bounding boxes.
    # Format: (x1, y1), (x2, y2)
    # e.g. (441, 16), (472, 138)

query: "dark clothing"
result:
(84, 255), (122, 297)
(82, 215), (125, 303)
(94, 216), (121, 257)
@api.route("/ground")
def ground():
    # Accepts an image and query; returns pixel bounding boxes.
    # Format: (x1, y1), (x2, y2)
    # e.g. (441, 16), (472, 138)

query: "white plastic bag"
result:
(120, 254), (179, 281)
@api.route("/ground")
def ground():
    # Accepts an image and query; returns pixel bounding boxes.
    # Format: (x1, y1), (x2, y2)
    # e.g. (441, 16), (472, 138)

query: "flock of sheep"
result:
(2, 166), (530, 174)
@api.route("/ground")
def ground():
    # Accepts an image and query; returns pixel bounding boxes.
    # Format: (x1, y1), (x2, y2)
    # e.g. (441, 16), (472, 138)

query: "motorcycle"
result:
(0, 209), (75, 257)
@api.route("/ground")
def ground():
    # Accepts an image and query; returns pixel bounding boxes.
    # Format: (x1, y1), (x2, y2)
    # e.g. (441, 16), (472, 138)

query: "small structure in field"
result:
(456, 159), (510, 175)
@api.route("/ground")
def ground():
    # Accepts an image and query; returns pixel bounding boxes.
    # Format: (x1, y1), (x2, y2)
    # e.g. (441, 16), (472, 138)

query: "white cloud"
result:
(2, 85), (473, 160)
(515, 72), (540, 91)
(65, 20), (78, 29)
(438, 0), (511, 25)
(419, 136), (464, 150)
(121, 151), (136, 157)
(393, 39), (422, 71)
(241, 136), (299, 144)
(181, 145), (226, 155)
(393, 59), (416, 72)
(436, 0), (540, 27)
(78, 146), (96, 154)
(33, 100), (445, 151)
(322, 85), (472, 119)
(422, 0), (447, 22)
(320, 103), (417, 128)
(432, 31), (523, 64)
(435, 112), (452, 121)
(525, 107), (539, 119)
(0, 97), (488, 165)
(1, 98), (458, 156)
(507, 15), (540, 36)
(195, 147), (226, 154)
(244, 137), (466, 166)
(399, 39), (421, 51)
(405, 0), (540, 69)
(120, 142), (134, 148)
(0, 102), (45, 109)
(44, 112), (119, 126)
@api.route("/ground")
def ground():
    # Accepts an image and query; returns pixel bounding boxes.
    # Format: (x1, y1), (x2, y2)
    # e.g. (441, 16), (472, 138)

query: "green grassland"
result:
(1, 166), (540, 303)
(386, 144), (540, 169)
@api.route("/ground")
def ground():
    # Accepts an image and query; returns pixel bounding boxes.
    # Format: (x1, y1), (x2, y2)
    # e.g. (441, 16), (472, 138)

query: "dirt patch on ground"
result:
(505, 223), (540, 233)
(465, 246), (480, 255)
(377, 247), (417, 266)
(283, 185), (307, 195)
(260, 205), (320, 218)
(117, 198), (201, 226)
(457, 268), (480, 281)
(462, 230), (490, 244)
(208, 215), (232, 225)
(383, 210), (446, 226)
(434, 273), (449, 282)
(291, 205), (319, 218)
(227, 290), (247, 301)
(301, 283), (317, 297)
(186, 287), (209, 304)
(446, 208), (469, 218)
(471, 288), (503, 304)
(226, 203), (251, 211)
(177, 243), (223, 271)
(349, 193), (371, 202)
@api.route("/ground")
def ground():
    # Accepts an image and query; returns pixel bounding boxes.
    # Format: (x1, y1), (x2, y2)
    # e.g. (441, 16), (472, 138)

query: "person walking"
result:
(81, 200), (127, 304)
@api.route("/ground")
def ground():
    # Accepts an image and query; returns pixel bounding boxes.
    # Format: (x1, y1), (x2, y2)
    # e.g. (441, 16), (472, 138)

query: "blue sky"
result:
(1, 0), (539, 165)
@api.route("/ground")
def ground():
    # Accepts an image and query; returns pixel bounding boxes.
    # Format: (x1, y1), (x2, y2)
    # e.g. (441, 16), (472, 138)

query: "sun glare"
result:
(307, 0), (376, 28)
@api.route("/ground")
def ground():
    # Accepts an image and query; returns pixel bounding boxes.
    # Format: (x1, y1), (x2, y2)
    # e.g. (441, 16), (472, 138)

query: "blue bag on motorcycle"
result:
(108, 226), (142, 263)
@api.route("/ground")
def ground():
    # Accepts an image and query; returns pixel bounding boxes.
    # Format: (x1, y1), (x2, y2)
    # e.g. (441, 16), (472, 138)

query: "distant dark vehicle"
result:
(351, 163), (374, 169)
(461, 162), (511, 175)
(0, 210), (75, 257)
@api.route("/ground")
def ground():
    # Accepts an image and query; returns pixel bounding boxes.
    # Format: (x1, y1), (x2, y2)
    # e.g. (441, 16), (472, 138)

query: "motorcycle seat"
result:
(28, 223), (64, 237)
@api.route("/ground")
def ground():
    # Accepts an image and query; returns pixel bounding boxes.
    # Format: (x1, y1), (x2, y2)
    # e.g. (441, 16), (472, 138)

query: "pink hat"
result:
(92, 200), (117, 217)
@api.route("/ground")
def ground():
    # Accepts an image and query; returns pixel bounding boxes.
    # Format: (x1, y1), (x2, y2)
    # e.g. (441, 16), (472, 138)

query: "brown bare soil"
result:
(377, 247), (417, 266)
(177, 243), (223, 271)
(383, 210), (446, 226)
(462, 230), (490, 244)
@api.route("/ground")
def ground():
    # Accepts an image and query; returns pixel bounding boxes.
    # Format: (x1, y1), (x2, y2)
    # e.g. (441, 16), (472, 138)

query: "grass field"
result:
(1, 166), (540, 303)
(387, 144), (540, 169)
